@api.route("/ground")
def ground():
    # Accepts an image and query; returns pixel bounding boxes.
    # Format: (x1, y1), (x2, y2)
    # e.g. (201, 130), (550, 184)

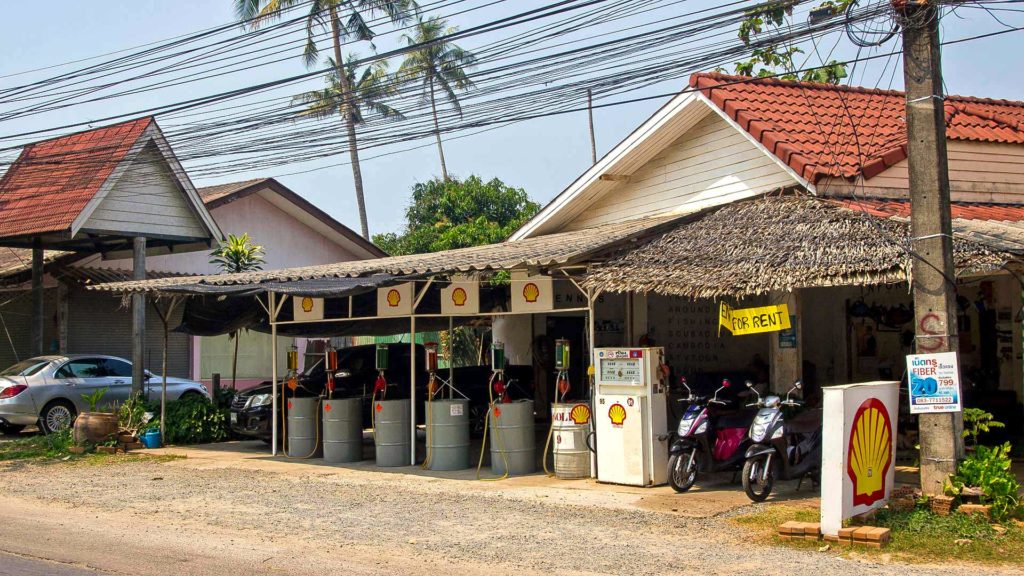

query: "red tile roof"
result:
(0, 117), (154, 239)
(689, 72), (1024, 184)
(830, 198), (1024, 222)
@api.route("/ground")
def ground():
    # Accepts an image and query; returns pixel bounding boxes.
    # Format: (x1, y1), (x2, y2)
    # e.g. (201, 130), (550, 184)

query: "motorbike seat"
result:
(786, 408), (823, 435)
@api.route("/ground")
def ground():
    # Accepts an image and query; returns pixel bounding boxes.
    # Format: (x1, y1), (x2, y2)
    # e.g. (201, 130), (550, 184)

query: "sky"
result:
(1, 1), (1022, 240)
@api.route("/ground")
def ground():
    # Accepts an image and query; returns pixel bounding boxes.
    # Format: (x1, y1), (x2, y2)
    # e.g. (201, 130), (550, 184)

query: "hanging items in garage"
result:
(592, 347), (669, 487)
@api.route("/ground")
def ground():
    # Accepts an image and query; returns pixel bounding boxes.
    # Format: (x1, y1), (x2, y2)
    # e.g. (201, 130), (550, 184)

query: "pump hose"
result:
(281, 379), (322, 460)
(421, 373), (438, 470)
(476, 371), (510, 481)
(542, 370), (570, 477)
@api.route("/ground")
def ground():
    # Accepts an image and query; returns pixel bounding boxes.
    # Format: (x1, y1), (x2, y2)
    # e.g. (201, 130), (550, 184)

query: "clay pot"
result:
(73, 412), (118, 445)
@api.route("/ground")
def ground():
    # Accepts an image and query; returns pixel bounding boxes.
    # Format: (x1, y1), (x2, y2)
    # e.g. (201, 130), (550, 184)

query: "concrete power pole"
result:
(899, 0), (964, 495)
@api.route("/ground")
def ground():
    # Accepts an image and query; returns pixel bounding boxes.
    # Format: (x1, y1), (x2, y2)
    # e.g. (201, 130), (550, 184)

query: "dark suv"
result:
(230, 343), (533, 442)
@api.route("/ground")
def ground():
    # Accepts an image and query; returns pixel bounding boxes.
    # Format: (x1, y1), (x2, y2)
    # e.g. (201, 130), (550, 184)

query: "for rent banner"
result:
(718, 302), (791, 336)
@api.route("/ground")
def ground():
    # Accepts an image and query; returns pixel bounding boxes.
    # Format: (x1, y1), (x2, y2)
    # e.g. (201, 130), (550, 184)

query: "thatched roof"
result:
(582, 195), (1022, 299)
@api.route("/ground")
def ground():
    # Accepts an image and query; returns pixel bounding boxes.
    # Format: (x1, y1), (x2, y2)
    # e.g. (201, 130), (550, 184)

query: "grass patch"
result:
(0, 431), (183, 465)
(734, 504), (1024, 566)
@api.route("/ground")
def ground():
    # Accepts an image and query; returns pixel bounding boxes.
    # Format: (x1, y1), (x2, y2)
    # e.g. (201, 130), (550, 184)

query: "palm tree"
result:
(210, 233), (266, 390)
(397, 16), (476, 181)
(294, 56), (404, 142)
(235, 0), (415, 239)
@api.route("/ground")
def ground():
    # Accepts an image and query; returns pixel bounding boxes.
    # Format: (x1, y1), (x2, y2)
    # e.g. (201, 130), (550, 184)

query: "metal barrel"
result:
(322, 398), (362, 463)
(490, 399), (536, 476)
(286, 397), (322, 458)
(373, 399), (410, 467)
(424, 399), (470, 471)
(551, 403), (592, 479)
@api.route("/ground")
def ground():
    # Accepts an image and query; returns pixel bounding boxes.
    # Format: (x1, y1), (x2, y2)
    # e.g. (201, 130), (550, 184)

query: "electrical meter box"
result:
(593, 347), (669, 487)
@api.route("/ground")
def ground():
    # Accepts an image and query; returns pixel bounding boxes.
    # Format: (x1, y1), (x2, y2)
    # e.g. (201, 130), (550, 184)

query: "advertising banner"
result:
(718, 302), (791, 336)
(905, 352), (962, 414)
(820, 381), (900, 536)
(292, 296), (324, 322)
(377, 282), (415, 317)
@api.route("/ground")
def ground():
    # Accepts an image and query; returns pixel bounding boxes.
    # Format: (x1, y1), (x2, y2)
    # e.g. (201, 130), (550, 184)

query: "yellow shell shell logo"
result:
(451, 287), (468, 306)
(386, 288), (401, 307)
(570, 404), (591, 425)
(301, 296), (314, 313)
(847, 398), (893, 507)
(608, 403), (627, 426)
(523, 282), (540, 303)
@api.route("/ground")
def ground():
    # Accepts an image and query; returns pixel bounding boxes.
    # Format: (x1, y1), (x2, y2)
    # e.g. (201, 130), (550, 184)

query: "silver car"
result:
(0, 355), (209, 435)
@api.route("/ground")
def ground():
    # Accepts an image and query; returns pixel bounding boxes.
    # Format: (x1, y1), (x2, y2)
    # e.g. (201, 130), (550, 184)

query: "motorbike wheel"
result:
(742, 455), (774, 502)
(668, 450), (698, 493)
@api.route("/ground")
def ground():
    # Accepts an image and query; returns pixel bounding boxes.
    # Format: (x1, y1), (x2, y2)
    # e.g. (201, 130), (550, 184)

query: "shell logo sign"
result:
(377, 283), (414, 316)
(301, 297), (315, 313)
(292, 295), (324, 321)
(523, 282), (540, 303)
(386, 289), (402, 307)
(451, 287), (468, 306)
(820, 381), (899, 537)
(847, 398), (893, 507)
(608, 403), (627, 426)
(569, 404), (591, 425)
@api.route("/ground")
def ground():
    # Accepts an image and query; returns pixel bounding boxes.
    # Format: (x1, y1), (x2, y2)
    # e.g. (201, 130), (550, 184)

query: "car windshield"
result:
(0, 358), (51, 377)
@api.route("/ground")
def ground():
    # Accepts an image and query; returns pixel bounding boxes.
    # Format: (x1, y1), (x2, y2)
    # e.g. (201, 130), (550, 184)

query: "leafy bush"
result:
(81, 388), (109, 412)
(962, 408), (1005, 448)
(0, 428), (74, 460)
(947, 442), (1021, 521)
(163, 394), (229, 445)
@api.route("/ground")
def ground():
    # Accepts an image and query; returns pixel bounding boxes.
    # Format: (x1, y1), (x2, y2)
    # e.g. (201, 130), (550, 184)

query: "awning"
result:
(87, 214), (686, 295)
(161, 274), (404, 298)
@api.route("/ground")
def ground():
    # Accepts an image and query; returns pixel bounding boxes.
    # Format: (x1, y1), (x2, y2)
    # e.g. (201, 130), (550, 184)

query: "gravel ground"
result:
(0, 456), (1018, 576)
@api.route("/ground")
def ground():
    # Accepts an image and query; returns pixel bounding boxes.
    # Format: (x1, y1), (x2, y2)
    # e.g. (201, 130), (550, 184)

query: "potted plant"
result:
(72, 388), (118, 446)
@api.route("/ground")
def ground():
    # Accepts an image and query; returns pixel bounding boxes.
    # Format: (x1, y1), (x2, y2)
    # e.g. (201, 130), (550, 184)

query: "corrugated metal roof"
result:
(89, 214), (685, 294)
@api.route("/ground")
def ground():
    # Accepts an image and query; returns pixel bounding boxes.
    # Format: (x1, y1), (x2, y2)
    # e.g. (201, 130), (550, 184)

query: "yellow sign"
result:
(719, 302), (791, 336)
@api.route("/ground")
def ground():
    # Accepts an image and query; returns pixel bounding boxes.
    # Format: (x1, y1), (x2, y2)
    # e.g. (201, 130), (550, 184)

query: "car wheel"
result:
(0, 423), (25, 436)
(39, 400), (76, 434)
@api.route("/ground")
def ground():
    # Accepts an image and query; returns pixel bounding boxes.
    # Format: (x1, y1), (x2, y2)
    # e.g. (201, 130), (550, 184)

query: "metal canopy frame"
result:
(263, 272), (599, 466)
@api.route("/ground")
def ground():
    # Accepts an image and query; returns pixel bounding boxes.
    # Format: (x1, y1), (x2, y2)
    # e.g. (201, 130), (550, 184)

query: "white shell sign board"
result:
(906, 352), (962, 414)
(820, 381), (900, 536)
(510, 271), (554, 313)
(441, 277), (479, 315)
(377, 282), (415, 317)
(293, 296), (324, 322)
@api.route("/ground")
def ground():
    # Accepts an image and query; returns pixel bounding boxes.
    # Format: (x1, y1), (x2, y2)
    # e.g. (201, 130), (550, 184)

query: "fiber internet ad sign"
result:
(905, 351), (962, 414)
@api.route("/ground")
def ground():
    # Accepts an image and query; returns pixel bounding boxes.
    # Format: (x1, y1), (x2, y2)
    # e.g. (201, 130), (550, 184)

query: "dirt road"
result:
(0, 447), (1016, 576)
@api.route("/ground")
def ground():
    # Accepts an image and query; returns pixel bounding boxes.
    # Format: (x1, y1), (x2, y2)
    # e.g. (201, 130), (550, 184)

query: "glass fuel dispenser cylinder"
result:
(287, 345), (299, 372)
(491, 342), (505, 371)
(375, 343), (389, 371)
(424, 342), (439, 373)
(555, 339), (570, 371)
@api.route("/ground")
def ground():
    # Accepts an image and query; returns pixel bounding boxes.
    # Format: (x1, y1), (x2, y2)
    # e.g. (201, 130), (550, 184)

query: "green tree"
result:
(295, 55), (404, 144)
(209, 233), (266, 390)
(733, 0), (851, 84)
(235, 0), (415, 240)
(397, 16), (476, 181)
(372, 175), (539, 255)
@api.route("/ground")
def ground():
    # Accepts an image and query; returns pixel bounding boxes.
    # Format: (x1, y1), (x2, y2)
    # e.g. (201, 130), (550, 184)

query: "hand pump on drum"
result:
(476, 342), (511, 480)
(543, 339), (571, 476)
(283, 344), (322, 459)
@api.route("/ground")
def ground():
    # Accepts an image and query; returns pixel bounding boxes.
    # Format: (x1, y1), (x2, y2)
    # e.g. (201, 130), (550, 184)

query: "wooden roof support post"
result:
(30, 238), (43, 358)
(131, 236), (146, 396)
(769, 290), (801, 396)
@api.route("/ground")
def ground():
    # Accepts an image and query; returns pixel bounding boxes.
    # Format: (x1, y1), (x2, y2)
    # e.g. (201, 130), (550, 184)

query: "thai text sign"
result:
(821, 381), (900, 536)
(718, 302), (791, 336)
(906, 352), (962, 414)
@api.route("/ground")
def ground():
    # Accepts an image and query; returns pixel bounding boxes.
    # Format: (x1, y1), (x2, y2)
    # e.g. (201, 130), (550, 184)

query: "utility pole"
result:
(587, 88), (597, 164)
(898, 0), (963, 495)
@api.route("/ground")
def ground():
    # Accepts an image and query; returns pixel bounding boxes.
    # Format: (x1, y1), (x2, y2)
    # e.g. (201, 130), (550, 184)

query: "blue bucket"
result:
(140, 429), (162, 449)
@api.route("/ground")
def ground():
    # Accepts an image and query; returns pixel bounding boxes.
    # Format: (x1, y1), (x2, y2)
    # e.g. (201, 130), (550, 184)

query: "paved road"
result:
(0, 552), (103, 575)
